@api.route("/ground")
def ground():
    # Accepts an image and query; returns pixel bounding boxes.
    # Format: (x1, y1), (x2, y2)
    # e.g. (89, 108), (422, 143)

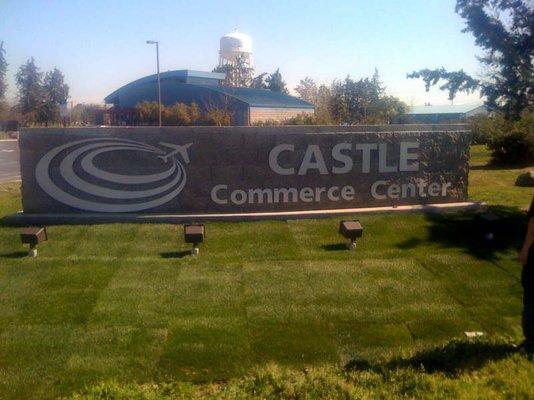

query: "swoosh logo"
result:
(35, 138), (191, 212)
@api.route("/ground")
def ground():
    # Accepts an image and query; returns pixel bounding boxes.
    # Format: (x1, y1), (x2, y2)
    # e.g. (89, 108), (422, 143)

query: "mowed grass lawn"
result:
(0, 145), (532, 399)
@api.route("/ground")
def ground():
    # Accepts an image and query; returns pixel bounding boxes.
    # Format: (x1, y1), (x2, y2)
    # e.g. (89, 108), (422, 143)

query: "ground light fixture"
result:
(20, 226), (47, 257)
(338, 220), (363, 250)
(184, 224), (205, 256)
(477, 212), (501, 242)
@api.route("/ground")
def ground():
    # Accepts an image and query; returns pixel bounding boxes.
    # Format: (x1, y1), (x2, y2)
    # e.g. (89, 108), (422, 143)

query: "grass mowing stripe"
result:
(415, 255), (503, 337)
(0, 260), (122, 399)
(63, 326), (169, 390)
(0, 324), (80, 399)
(417, 254), (522, 335)
(486, 258), (523, 282)
(157, 316), (251, 382)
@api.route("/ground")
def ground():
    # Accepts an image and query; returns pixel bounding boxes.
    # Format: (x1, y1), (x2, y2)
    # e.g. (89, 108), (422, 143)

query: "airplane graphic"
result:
(157, 142), (193, 163)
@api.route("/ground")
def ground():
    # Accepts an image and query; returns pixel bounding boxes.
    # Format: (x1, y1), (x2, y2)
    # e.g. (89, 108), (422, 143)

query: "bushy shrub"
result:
(468, 113), (533, 166)
(252, 118), (280, 126)
(202, 109), (232, 126)
(515, 171), (534, 187)
(469, 115), (505, 145)
(163, 103), (191, 126)
(487, 112), (534, 166)
(136, 102), (226, 126)
(253, 113), (320, 126)
(189, 102), (201, 124)
(283, 112), (318, 125)
(136, 101), (160, 125)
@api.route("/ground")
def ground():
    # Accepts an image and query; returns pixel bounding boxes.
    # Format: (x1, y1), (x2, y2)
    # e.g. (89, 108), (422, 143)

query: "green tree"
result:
(294, 78), (336, 124)
(251, 73), (268, 89)
(371, 68), (384, 99)
(328, 71), (407, 124)
(266, 69), (288, 94)
(213, 54), (254, 87)
(0, 41), (7, 100)
(15, 58), (43, 120)
(213, 64), (235, 86)
(373, 96), (408, 124)
(38, 68), (69, 126)
(295, 77), (318, 104)
(330, 76), (375, 124)
(408, 0), (533, 120)
(70, 103), (104, 125)
(329, 79), (348, 124)
(43, 68), (69, 105)
(315, 85), (333, 124)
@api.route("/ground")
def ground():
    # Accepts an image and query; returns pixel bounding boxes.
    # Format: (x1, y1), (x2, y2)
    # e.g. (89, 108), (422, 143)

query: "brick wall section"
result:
(249, 107), (314, 124)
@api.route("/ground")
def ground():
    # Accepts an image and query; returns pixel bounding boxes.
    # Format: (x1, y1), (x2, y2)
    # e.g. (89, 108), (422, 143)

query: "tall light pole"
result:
(146, 40), (162, 127)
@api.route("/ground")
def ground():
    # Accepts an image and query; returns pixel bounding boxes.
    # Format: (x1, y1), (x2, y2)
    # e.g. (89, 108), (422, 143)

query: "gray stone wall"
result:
(18, 125), (470, 215)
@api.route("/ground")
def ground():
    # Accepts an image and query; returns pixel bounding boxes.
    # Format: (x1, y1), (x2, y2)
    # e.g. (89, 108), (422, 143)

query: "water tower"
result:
(219, 29), (253, 69)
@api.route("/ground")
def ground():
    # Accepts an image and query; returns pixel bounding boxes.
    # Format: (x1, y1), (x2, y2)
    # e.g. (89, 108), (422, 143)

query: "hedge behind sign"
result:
(19, 126), (470, 216)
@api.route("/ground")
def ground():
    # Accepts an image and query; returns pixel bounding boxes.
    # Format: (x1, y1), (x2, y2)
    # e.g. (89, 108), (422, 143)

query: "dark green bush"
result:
(252, 118), (280, 126)
(469, 113), (533, 166)
(515, 171), (534, 187)
(468, 115), (504, 145)
(283, 112), (318, 125)
(487, 112), (534, 166)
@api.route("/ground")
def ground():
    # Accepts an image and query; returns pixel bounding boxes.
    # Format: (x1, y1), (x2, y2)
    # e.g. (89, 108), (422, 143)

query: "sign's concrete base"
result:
(2, 202), (485, 227)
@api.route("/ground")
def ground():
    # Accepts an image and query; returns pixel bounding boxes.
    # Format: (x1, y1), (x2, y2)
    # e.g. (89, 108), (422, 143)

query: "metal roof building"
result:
(397, 103), (487, 123)
(104, 70), (314, 126)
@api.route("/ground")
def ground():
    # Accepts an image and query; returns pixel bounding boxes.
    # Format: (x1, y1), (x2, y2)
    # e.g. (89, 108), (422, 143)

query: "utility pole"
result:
(146, 40), (162, 127)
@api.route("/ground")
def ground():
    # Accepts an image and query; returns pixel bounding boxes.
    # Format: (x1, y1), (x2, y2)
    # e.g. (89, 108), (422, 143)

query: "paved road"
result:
(0, 140), (20, 182)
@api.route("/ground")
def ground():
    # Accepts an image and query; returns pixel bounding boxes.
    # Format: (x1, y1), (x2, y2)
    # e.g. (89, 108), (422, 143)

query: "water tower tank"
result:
(219, 30), (253, 67)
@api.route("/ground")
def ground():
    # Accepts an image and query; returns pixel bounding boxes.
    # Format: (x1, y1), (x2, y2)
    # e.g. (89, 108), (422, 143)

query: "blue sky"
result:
(1, 0), (483, 106)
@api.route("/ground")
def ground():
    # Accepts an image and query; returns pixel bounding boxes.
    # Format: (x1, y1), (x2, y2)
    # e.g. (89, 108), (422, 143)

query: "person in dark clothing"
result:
(519, 196), (534, 355)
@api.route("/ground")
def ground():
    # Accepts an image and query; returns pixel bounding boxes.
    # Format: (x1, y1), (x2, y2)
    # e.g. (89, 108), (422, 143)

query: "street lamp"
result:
(146, 40), (162, 127)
